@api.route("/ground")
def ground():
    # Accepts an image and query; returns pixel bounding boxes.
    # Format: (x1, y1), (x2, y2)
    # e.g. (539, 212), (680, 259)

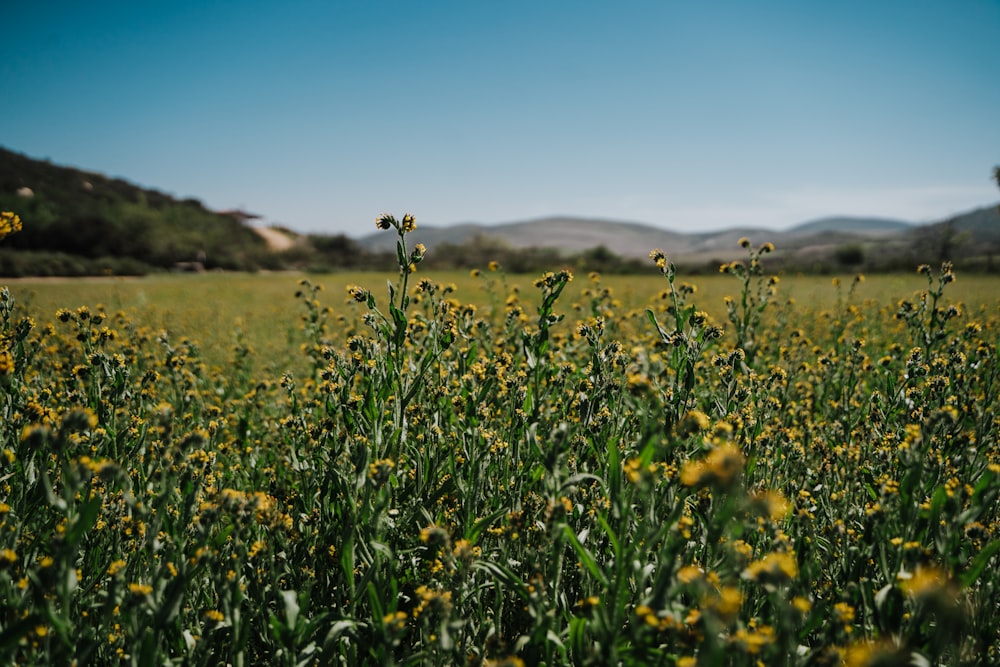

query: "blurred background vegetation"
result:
(1, 147), (998, 277)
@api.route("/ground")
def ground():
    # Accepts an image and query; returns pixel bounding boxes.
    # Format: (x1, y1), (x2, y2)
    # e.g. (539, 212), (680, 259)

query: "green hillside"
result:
(2, 147), (998, 276)
(0, 147), (278, 275)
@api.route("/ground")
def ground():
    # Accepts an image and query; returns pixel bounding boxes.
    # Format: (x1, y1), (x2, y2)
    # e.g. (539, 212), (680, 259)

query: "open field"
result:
(2, 233), (999, 665)
(9, 269), (1000, 370)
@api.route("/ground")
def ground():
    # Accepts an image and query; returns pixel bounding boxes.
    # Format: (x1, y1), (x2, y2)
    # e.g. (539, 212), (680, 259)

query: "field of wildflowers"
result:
(1, 212), (998, 666)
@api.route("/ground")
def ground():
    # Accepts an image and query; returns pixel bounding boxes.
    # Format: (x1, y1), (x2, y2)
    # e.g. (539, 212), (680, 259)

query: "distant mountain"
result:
(357, 215), (920, 260)
(787, 216), (914, 236)
(3, 145), (997, 275)
(357, 217), (695, 259)
(920, 204), (1000, 242)
(356, 205), (1000, 273)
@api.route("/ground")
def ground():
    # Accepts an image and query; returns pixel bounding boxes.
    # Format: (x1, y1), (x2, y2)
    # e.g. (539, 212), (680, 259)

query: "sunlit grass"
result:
(11, 269), (998, 368)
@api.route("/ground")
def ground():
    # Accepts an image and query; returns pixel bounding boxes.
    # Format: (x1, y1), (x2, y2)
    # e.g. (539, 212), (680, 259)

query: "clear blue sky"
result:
(3, 0), (999, 236)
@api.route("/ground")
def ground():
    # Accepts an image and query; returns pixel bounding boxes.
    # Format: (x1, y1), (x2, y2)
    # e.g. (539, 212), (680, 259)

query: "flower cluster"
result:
(0, 211), (22, 240)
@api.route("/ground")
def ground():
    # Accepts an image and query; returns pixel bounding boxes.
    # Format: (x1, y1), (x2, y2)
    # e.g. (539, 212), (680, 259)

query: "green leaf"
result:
(396, 240), (407, 268)
(212, 523), (235, 549)
(569, 616), (589, 661)
(154, 571), (187, 627)
(340, 537), (356, 600)
(65, 494), (102, 548)
(597, 515), (623, 560)
(899, 462), (922, 506)
(959, 539), (1000, 588)
(562, 524), (609, 587)
(472, 561), (530, 600)
(873, 583), (904, 634)
(326, 619), (359, 640)
(138, 627), (159, 666)
(927, 485), (948, 521)
(559, 473), (603, 495)
(465, 507), (508, 544)
(282, 589), (300, 629)
(439, 623), (453, 651)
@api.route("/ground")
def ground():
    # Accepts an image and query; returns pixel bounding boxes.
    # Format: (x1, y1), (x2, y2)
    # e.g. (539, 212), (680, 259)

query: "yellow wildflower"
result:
(680, 443), (745, 489)
(0, 211), (22, 240)
(743, 551), (798, 586)
(128, 582), (153, 596)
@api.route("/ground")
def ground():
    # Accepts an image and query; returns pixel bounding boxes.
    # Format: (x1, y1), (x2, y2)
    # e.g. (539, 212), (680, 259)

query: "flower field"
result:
(1, 215), (998, 666)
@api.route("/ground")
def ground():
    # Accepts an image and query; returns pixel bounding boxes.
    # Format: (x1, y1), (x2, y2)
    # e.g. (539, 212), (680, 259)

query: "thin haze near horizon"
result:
(3, 1), (999, 237)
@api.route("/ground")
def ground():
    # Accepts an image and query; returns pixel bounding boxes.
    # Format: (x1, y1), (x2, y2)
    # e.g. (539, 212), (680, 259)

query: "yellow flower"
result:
(843, 640), (909, 667)
(0, 211), (23, 240)
(382, 610), (407, 632)
(677, 565), (703, 584)
(742, 551), (798, 586)
(733, 624), (775, 653)
(709, 585), (743, 621)
(248, 540), (266, 559)
(129, 582), (153, 596)
(834, 601), (855, 625)
(368, 458), (395, 484)
(419, 524), (449, 547)
(680, 443), (745, 489)
(729, 539), (753, 566)
(898, 565), (958, 606)
(748, 490), (790, 521)
(452, 539), (481, 563)
(0, 351), (14, 375)
(412, 585), (452, 618)
(677, 410), (711, 437)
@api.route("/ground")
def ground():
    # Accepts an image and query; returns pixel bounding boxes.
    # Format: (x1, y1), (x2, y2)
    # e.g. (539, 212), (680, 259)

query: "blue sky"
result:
(3, 1), (999, 236)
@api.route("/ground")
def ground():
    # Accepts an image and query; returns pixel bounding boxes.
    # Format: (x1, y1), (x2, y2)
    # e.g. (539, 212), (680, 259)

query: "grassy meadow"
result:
(1, 219), (999, 665)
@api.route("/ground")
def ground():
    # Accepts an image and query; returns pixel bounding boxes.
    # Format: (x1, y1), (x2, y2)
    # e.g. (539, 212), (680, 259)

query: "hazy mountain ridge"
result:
(356, 214), (925, 259)
(2, 146), (998, 275)
(786, 216), (913, 235)
(356, 206), (1000, 272)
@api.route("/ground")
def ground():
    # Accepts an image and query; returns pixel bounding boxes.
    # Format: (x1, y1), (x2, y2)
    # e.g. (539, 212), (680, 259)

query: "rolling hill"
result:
(0, 146), (277, 275)
(356, 215), (921, 260)
(2, 145), (998, 275)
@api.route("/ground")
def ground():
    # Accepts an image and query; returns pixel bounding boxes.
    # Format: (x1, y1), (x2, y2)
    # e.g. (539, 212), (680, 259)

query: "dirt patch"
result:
(252, 226), (296, 251)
